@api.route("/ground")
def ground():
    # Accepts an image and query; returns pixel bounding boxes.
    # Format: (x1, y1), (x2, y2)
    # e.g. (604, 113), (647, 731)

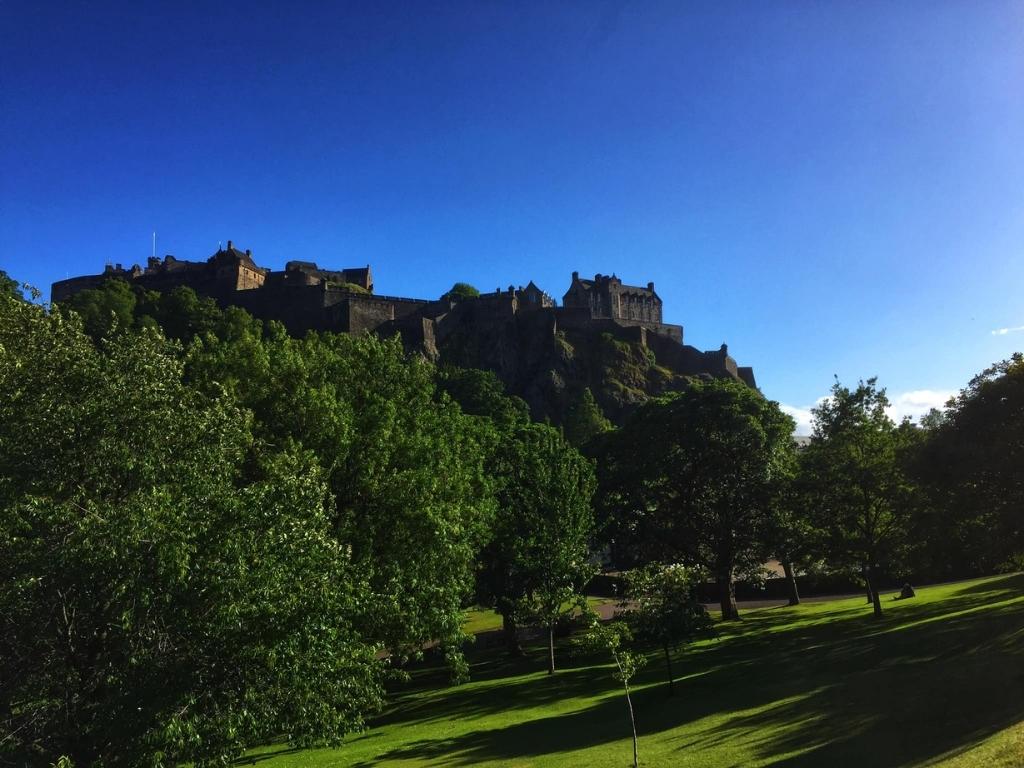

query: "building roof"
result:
(215, 241), (265, 273)
(573, 274), (657, 299)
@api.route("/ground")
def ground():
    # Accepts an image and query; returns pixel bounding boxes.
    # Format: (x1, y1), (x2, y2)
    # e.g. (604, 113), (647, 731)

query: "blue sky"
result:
(3, 1), (1022, 430)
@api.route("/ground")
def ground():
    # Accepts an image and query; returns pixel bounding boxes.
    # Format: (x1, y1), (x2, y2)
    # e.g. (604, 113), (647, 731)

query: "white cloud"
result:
(992, 325), (1024, 336)
(780, 396), (830, 437)
(780, 389), (955, 436)
(884, 389), (955, 424)
(780, 404), (815, 436)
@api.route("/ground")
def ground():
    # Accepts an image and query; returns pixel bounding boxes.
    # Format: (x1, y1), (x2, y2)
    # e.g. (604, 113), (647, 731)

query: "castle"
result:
(51, 242), (756, 390)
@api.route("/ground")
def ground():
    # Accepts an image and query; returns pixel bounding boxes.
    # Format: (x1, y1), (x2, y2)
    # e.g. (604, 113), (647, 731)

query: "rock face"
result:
(52, 245), (757, 426)
(405, 294), (755, 426)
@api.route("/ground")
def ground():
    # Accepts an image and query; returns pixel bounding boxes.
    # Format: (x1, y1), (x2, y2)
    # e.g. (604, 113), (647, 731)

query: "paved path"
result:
(590, 590), (893, 620)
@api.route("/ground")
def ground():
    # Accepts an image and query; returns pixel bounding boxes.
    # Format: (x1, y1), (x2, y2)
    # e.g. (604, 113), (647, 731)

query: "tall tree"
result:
(186, 326), (494, 667)
(599, 379), (795, 619)
(800, 378), (913, 617)
(477, 423), (597, 670)
(0, 296), (383, 766)
(765, 462), (821, 607)
(436, 365), (530, 428)
(912, 354), (1024, 574)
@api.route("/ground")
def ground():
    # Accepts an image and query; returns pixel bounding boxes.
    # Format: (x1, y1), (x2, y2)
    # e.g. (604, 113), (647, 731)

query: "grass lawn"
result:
(461, 597), (617, 636)
(248, 574), (1024, 767)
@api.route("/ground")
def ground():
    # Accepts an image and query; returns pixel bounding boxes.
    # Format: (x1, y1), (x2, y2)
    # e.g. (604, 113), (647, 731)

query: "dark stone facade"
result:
(51, 243), (757, 406)
(52, 242), (270, 304)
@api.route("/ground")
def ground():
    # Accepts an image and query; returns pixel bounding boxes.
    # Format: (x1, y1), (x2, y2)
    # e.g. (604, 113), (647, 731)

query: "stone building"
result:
(51, 244), (756, 393)
(563, 272), (661, 324)
(51, 241), (268, 303)
(561, 271), (684, 343)
(265, 261), (373, 292)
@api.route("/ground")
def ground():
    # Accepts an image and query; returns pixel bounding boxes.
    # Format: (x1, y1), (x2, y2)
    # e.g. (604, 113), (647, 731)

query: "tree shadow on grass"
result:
(236, 745), (304, 765)
(376, 649), (624, 730)
(689, 589), (1024, 766)
(673, 601), (1024, 764)
(353, 574), (1024, 767)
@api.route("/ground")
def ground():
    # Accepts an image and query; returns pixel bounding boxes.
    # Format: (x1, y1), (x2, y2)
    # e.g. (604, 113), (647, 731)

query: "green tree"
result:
(443, 282), (481, 301)
(327, 281), (369, 294)
(0, 269), (20, 301)
(64, 278), (138, 340)
(622, 564), (713, 695)
(187, 327), (494, 668)
(563, 387), (613, 448)
(765, 464), (819, 606)
(0, 296), (383, 766)
(912, 355), (1024, 574)
(577, 617), (645, 768)
(801, 378), (914, 617)
(599, 379), (795, 619)
(150, 285), (222, 340)
(477, 423), (597, 670)
(436, 365), (530, 428)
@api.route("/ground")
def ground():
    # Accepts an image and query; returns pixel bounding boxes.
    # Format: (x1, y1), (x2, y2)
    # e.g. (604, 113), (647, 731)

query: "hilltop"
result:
(52, 242), (758, 424)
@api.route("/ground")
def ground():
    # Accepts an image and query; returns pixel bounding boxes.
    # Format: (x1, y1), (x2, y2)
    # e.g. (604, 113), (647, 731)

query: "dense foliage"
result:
(598, 380), (796, 619)
(4, 272), (1022, 764)
(477, 423), (597, 671)
(563, 387), (613, 448)
(0, 297), (384, 766)
(186, 325), (495, 663)
(798, 379), (916, 616)
(910, 354), (1024, 575)
(0, 270), (20, 301)
(443, 282), (481, 301)
(2, 281), (604, 764)
(621, 564), (713, 694)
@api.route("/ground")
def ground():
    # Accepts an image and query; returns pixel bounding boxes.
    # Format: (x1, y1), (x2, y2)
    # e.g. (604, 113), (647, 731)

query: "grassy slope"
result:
(250, 574), (1024, 767)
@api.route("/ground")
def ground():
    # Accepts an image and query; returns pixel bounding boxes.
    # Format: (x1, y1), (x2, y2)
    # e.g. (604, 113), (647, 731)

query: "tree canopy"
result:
(563, 387), (613, 448)
(0, 269), (21, 301)
(912, 354), (1024, 574)
(799, 378), (914, 617)
(186, 324), (494, 664)
(443, 282), (481, 301)
(598, 379), (795, 619)
(622, 564), (713, 694)
(477, 422), (596, 670)
(0, 296), (384, 766)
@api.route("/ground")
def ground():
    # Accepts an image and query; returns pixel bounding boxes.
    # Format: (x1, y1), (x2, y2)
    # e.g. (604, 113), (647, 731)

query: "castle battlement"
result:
(51, 242), (755, 390)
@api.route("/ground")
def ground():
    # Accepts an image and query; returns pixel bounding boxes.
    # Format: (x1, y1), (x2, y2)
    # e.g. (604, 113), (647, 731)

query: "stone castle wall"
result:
(51, 245), (755, 389)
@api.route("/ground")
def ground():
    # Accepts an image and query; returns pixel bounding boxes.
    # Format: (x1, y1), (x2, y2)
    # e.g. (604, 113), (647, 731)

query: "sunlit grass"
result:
(250, 574), (1024, 767)
(461, 596), (617, 636)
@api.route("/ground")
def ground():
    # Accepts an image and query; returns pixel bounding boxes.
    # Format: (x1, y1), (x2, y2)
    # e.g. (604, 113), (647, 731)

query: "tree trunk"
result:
(624, 678), (639, 768)
(782, 559), (800, 606)
(717, 571), (739, 620)
(501, 612), (522, 656)
(861, 564), (873, 603)
(663, 643), (675, 696)
(864, 564), (883, 617)
(547, 622), (556, 675)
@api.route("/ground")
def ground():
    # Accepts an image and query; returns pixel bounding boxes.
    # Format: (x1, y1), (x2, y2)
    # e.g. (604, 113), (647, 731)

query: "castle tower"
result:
(563, 272), (662, 324)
